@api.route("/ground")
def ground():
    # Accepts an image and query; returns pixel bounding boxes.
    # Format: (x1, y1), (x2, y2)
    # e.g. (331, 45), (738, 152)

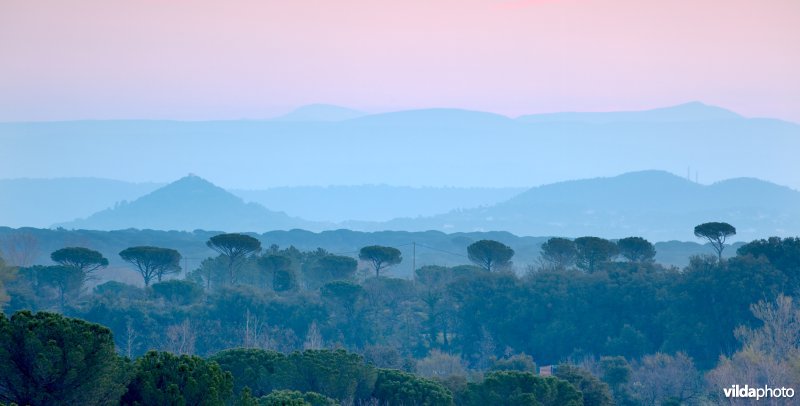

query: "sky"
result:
(1, 0), (799, 122)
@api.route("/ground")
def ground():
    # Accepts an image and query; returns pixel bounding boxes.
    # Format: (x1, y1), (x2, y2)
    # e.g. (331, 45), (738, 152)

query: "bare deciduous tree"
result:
(125, 318), (138, 359)
(0, 232), (39, 267)
(164, 319), (196, 355)
(303, 321), (323, 350)
(706, 295), (800, 406)
(630, 352), (703, 405)
(415, 350), (466, 378)
(243, 308), (270, 349)
(735, 295), (800, 360)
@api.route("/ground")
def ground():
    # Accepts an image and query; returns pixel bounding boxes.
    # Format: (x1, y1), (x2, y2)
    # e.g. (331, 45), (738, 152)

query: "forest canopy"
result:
(1, 228), (799, 405)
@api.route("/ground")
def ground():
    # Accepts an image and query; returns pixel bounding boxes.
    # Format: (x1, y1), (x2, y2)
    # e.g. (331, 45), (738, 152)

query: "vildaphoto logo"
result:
(723, 385), (795, 400)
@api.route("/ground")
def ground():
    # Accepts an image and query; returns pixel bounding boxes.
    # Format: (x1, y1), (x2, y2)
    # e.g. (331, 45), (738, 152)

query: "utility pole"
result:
(412, 242), (416, 274)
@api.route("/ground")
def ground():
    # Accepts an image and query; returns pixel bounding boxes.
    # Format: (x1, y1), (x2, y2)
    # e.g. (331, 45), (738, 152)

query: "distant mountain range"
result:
(25, 171), (800, 242)
(2, 102), (797, 191)
(270, 104), (367, 121)
(517, 102), (743, 124)
(2, 101), (798, 241)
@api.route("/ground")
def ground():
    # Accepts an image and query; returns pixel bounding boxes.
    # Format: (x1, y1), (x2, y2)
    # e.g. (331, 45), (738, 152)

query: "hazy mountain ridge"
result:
(2, 102), (797, 190)
(0, 178), (526, 227)
(233, 185), (526, 222)
(45, 170), (800, 242)
(516, 102), (743, 123)
(270, 104), (367, 122)
(3, 102), (798, 241)
(349, 108), (515, 128)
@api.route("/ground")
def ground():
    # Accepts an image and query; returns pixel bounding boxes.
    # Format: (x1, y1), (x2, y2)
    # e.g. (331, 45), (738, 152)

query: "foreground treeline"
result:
(1, 311), (597, 405)
(1, 233), (800, 404)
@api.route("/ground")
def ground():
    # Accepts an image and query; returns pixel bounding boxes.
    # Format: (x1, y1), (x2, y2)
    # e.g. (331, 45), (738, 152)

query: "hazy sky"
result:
(1, 0), (798, 122)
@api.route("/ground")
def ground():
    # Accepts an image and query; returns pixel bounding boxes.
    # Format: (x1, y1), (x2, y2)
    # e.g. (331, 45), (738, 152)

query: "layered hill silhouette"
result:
(0, 178), (524, 227)
(358, 171), (800, 241)
(271, 104), (367, 121)
(233, 185), (525, 222)
(2, 102), (797, 191)
(48, 171), (800, 242)
(59, 175), (321, 232)
(4, 101), (798, 240)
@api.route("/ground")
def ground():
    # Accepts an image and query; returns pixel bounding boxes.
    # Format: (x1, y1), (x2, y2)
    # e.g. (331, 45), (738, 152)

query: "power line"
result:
(331, 242), (413, 257)
(331, 250), (360, 256)
(415, 243), (468, 259)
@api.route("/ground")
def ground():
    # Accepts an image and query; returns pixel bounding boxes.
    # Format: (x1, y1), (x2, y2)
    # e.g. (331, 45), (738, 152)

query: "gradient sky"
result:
(1, 0), (799, 122)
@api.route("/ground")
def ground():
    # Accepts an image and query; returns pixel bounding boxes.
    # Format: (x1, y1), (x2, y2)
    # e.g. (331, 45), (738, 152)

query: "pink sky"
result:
(1, 0), (798, 121)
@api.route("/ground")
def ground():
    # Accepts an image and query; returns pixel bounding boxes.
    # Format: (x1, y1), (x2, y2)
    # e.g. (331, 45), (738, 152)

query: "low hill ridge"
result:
(364, 171), (800, 241)
(59, 175), (321, 232)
